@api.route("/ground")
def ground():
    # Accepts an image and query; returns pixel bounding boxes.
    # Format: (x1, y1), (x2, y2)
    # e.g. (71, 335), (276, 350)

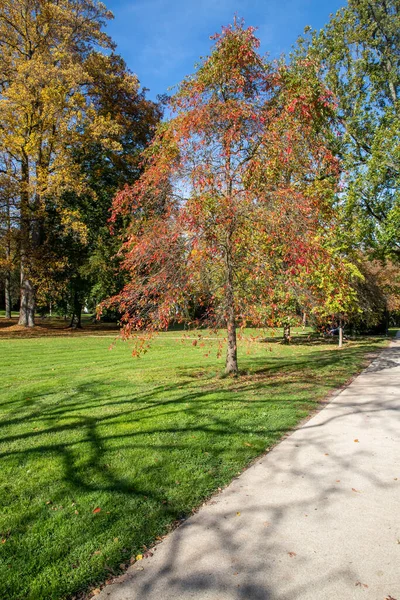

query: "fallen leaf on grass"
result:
(136, 554), (143, 561)
(92, 507), (101, 514)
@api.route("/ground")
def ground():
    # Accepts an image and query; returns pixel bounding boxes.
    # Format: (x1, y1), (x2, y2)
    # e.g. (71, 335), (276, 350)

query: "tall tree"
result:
(300, 0), (400, 258)
(0, 0), (138, 326)
(107, 21), (346, 374)
(41, 60), (163, 327)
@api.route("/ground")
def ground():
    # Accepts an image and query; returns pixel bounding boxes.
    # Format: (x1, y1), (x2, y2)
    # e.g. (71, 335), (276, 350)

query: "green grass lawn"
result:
(0, 329), (388, 600)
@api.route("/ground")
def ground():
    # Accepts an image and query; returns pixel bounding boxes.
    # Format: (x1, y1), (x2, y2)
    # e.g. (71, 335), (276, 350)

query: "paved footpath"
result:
(98, 337), (400, 600)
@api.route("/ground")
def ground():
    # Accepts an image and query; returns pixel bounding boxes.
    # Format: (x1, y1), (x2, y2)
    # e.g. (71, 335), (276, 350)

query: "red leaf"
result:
(93, 507), (101, 514)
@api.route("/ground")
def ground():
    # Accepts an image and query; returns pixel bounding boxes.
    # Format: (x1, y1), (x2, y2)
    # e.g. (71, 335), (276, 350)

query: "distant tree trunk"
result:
(5, 271), (11, 319)
(338, 317), (343, 348)
(283, 323), (291, 344)
(68, 292), (83, 329)
(225, 235), (238, 375)
(18, 259), (35, 327)
(384, 305), (389, 336)
(302, 311), (307, 327)
(18, 157), (36, 327)
(5, 197), (11, 319)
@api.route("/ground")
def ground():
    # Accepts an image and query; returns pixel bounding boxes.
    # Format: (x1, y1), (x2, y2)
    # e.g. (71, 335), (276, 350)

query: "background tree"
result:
(0, 0), (139, 326)
(44, 59), (163, 328)
(300, 0), (400, 259)
(106, 21), (349, 374)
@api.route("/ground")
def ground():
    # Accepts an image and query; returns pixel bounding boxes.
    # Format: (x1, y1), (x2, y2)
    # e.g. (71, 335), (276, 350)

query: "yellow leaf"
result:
(136, 554), (143, 561)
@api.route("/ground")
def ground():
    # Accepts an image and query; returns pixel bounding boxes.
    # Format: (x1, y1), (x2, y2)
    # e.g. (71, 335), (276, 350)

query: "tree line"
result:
(0, 0), (399, 373)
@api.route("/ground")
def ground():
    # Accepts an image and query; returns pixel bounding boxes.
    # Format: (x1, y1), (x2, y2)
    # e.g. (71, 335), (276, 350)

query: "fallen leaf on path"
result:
(236, 512), (241, 516)
(355, 581), (368, 588)
(385, 596), (397, 600)
(352, 488), (361, 493)
(92, 507), (101, 514)
(288, 552), (296, 558)
(136, 554), (143, 561)
(354, 439), (359, 443)
(91, 590), (100, 596)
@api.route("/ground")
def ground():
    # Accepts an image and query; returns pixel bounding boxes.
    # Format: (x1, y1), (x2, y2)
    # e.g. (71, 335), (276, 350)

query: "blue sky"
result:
(105, 0), (345, 101)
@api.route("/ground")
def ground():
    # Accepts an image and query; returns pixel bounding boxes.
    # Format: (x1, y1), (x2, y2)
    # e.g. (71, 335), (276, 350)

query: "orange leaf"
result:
(93, 507), (101, 514)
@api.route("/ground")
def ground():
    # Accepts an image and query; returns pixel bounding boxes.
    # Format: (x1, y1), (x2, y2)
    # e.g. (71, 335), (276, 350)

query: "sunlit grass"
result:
(0, 329), (387, 599)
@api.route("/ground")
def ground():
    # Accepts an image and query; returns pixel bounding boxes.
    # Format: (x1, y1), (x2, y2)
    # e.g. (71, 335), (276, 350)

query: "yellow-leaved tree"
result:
(0, 0), (138, 325)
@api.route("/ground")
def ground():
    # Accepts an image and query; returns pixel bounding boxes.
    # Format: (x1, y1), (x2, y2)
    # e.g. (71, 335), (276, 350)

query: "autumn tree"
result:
(42, 56), (163, 328)
(299, 0), (400, 259)
(0, 0), (138, 326)
(107, 21), (345, 374)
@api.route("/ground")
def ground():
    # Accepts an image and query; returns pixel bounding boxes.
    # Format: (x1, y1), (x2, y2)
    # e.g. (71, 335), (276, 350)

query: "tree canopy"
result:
(106, 21), (356, 372)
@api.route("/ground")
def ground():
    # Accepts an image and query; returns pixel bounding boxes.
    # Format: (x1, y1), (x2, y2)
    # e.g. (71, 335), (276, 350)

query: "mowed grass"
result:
(0, 329), (387, 600)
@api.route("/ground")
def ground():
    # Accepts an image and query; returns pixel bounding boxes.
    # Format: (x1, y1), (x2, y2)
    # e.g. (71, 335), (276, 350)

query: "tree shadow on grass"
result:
(0, 338), (390, 600)
(97, 340), (400, 600)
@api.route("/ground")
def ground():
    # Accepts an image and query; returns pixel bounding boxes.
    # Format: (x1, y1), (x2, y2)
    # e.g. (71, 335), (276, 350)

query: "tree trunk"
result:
(283, 323), (290, 344)
(226, 310), (238, 375)
(68, 292), (83, 329)
(18, 259), (35, 327)
(225, 236), (238, 375)
(5, 272), (11, 319)
(5, 192), (12, 319)
(338, 317), (343, 348)
(385, 305), (389, 336)
(302, 311), (307, 327)
(18, 156), (36, 327)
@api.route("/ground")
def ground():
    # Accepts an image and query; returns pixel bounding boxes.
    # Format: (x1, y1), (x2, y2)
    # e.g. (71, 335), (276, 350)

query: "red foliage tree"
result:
(107, 20), (343, 374)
